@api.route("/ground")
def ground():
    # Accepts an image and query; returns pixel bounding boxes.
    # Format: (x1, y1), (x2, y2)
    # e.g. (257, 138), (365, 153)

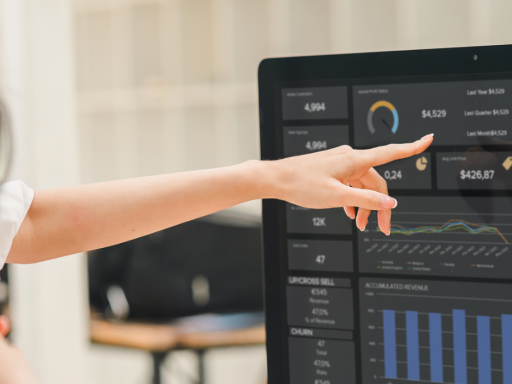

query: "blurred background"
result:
(1, 0), (512, 383)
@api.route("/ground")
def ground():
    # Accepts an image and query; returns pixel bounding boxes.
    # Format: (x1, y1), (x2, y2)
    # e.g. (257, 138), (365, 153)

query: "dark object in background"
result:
(0, 267), (8, 315)
(88, 212), (264, 321)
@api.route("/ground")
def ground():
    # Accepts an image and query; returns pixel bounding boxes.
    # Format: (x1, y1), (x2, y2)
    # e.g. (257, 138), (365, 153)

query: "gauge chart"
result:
(360, 278), (512, 384)
(358, 196), (512, 279)
(367, 101), (399, 134)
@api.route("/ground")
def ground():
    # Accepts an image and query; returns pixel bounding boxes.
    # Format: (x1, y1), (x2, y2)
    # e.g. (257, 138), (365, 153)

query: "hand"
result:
(0, 316), (39, 384)
(270, 134), (434, 235)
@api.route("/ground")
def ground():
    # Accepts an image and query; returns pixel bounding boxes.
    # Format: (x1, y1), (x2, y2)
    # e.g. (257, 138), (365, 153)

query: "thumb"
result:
(342, 186), (397, 210)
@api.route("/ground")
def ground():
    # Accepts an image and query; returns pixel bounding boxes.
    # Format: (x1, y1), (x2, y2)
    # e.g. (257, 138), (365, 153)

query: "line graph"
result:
(385, 220), (509, 244)
(358, 196), (512, 279)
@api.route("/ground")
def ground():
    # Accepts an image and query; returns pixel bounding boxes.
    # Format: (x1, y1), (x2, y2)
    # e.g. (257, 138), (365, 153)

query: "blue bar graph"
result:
(406, 311), (420, 380)
(503, 315), (512, 384)
(381, 309), (512, 383)
(383, 310), (397, 378)
(477, 316), (491, 384)
(453, 310), (467, 384)
(429, 313), (443, 383)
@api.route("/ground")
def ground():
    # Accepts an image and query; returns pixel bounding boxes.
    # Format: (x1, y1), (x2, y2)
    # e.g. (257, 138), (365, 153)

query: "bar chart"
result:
(360, 278), (512, 384)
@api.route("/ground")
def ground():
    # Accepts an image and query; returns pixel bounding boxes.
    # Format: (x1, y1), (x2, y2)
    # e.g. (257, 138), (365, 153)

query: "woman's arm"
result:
(7, 135), (433, 264)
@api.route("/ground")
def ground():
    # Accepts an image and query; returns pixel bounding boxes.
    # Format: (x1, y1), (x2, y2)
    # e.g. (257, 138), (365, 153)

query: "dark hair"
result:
(0, 101), (13, 184)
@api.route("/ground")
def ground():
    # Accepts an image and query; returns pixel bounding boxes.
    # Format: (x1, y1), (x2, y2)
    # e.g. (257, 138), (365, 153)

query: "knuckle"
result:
(386, 144), (406, 160)
(387, 143), (401, 154)
(363, 190), (375, 207)
(346, 159), (357, 174)
(341, 150), (356, 169)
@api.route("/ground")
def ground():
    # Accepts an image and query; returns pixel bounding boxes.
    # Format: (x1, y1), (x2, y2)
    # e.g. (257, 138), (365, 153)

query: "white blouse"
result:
(0, 181), (34, 269)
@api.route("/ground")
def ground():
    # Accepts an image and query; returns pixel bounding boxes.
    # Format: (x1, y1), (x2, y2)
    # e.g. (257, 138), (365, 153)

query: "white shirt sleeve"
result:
(0, 181), (35, 269)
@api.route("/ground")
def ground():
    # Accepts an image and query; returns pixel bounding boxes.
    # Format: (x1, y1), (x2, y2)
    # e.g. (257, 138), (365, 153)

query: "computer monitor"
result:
(259, 45), (512, 384)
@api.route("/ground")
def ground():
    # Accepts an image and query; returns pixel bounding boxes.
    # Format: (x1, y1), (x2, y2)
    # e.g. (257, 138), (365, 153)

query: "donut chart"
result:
(367, 100), (399, 134)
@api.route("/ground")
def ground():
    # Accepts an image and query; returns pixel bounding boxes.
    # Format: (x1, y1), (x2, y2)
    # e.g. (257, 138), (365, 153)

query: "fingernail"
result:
(379, 227), (390, 236)
(380, 196), (398, 209)
(386, 229), (391, 236)
(362, 226), (366, 232)
(421, 133), (434, 140)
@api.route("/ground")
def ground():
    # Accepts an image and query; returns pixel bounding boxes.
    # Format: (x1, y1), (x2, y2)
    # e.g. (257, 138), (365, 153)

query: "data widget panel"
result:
(359, 278), (512, 384)
(375, 153), (432, 190)
(282, 87), (348, 120)
(437, 151), (512, 190)
(288, 240), (354, 272)
(358, 196), (512, 278)
(287, 204), (352, 235)
(283, 125), (349, 157)
(354, 80), (512, 147)
(287, 276), (353, 331)
(289, 338), (356, 384)
(287, 286), (354, 330)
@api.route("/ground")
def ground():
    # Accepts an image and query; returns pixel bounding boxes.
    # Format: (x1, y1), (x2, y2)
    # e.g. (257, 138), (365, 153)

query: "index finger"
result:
(357, 134), (433, 169)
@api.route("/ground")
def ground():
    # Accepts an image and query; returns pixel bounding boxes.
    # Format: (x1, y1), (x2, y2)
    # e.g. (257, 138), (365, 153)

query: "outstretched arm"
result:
(7, 135), (433, 264)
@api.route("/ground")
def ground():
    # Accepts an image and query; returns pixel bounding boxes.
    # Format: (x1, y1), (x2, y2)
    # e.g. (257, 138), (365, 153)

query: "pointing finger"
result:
(357, 134), (433, 169)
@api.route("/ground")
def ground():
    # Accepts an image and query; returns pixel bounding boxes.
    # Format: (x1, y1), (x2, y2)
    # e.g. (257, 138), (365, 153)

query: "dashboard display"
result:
(259, 46), (512, 384)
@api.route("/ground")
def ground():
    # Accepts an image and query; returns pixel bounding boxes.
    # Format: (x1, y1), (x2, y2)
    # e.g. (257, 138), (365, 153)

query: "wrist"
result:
(238, 159), (286, 201)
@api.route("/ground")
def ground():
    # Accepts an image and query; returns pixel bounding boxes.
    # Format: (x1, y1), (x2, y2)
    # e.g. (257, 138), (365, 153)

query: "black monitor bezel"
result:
(258, 44), (512, 384)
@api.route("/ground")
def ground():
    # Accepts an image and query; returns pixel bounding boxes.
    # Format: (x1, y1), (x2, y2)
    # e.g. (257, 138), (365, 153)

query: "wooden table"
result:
(90, 316), (266, 384)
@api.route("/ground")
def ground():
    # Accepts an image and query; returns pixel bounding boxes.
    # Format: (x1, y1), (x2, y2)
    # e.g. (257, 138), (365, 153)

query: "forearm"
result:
(8, 160), (274, 264)
(7, 136), (433, 264)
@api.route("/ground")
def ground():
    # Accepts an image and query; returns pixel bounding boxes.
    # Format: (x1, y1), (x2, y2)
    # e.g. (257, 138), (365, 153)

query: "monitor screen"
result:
(259, 45), (512, 384)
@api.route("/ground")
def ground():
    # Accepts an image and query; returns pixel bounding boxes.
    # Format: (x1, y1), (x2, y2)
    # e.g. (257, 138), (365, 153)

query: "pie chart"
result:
(367, 101), (399, 134)
(416, 156), (428, 171)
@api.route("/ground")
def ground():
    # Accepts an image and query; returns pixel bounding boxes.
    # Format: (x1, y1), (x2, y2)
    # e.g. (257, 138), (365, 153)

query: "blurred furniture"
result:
(89, 212), (264, 321)
(88, 212), (265, 383)
(90, 312), (266, 384)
